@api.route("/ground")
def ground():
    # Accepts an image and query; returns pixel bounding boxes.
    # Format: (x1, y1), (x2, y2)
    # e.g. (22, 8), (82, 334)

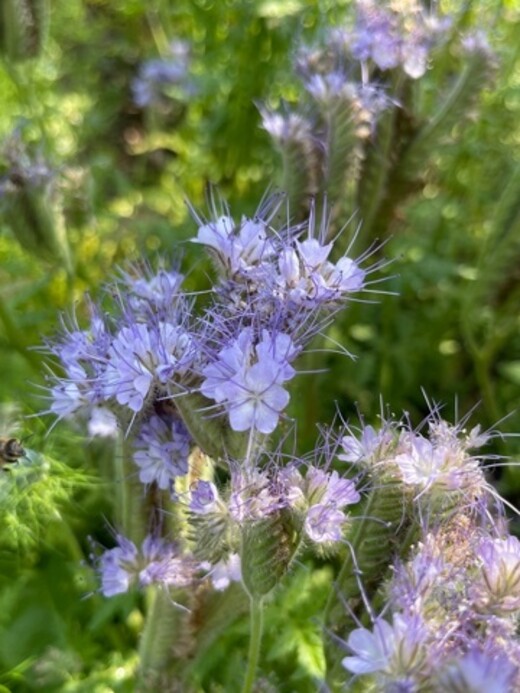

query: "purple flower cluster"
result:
(96, 534), (200, 597)
(132, 40), (193, 109)
(192, 202), (366, 316)
(343, 515), (520, 690)
(345, 0), (450, 79)
(46, 276), (196, 429)
(190, 199), (367, 433)
(337, 408), (520, 692)
(47, 198), (369, 443)
(339, 413), (490, 511)
(132, 414), (190, 490)
(188, 462), (361, 570)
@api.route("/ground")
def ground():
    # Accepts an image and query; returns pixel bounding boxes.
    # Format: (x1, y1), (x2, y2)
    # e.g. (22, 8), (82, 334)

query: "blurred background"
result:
(0, 0), (519, 690)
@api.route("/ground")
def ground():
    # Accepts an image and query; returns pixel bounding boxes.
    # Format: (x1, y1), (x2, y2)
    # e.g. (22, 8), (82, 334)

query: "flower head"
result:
(200, 328), (297, 434)
(95, 534), (199, 596)
(132, 414), (191, 490)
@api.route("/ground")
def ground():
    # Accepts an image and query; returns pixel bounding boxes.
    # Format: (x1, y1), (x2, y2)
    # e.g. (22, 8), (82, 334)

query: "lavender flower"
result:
(189, 480), (220, 515)
(304, 504), (346, 543)
(209, 553), (242, 591)
(275, 235), (366, 308)
(472, 536), (520, 615)
(200, 328), (297, 434)
(132, 40), (193, 108)
(104, 320), (194, 414)
(96, 534), (199, 596)
(192, 214), (276, 280)
(282, 465), (361, 544)
(339, 423), (394, 464)
(434, 648), (517, 693)
(348, 0), (449, 79)
(46, 306), (111, 421)
(97, 534), (138, 597)
(343, 614), (428, 681)
(228, 468), (285, 522)
(132, 414), (190, 489)
(121, 267), (184, 319)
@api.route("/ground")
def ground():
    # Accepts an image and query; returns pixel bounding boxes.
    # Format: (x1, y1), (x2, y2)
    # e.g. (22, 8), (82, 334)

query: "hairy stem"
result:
(241, 596), (264, 693)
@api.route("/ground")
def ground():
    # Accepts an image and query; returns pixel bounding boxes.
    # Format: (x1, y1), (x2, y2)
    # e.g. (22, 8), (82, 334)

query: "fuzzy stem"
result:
(114, 435), (146, 544)
(138, 586), (182, 688)
(241, 596), (264, 693)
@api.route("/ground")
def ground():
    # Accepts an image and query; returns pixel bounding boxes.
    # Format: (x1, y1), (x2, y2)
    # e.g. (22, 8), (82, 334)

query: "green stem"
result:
(241, 596), (264, 693)
(114, 435), (146, 544)
(138, 587), (182, 688)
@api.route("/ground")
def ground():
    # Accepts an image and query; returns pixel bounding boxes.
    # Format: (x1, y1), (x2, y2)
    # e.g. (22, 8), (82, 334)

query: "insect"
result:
(0, 437), (25, 469)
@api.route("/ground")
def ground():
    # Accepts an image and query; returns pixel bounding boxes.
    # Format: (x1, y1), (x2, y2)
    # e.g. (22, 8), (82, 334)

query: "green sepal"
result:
(173, 390), (250, 462)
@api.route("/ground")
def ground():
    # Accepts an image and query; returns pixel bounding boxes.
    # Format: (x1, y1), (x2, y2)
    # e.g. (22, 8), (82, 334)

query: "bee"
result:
(0, 437), (25, 469)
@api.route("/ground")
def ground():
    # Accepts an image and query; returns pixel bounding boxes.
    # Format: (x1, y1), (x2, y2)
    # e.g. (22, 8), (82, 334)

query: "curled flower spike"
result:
(120, 266), (185, 319)
(280, 464), (361, 545)
(348, 0), (450, 79)
(44, 274), (197, 434)
(192, 214), (277, 281)
(339, 423), (394, 464)
(189, 480), (220, 515)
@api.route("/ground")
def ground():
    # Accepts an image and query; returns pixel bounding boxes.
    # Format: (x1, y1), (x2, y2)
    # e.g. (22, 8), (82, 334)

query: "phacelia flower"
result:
(104, 321), (194, 413)
(132, 414), (191, 490)
(228, 468), (285, 522)
(122, 267), (184, 319)
(472, 536), (520, 615)
(276, 235), (366, 309)
(192, 213), (276, 281)
(96, 534), (199, 596)
(339, 423), (394, 465)
(348, 0), (449, 79)
(433, 647), (517, 693)
(394, 430), (485, 500)
(132, 40), (193, 108)
(189, 480), (220, 515)
(282, 465), (361, 544)
(200, 328), (298, 434)
(342, 614), (428, 681)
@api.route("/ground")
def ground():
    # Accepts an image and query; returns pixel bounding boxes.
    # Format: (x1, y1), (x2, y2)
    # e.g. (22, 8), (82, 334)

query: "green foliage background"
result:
(0, 0), (519, 690)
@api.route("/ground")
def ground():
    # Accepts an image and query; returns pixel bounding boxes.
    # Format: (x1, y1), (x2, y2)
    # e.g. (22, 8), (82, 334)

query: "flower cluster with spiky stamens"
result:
(94, 534), (201, 597)
(342, 511), (520, 689)
(339, 411), (492, 517)
(338, 408), (520, 690)
(46, 197), (369, 443)
(187, 459), (362, 580)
